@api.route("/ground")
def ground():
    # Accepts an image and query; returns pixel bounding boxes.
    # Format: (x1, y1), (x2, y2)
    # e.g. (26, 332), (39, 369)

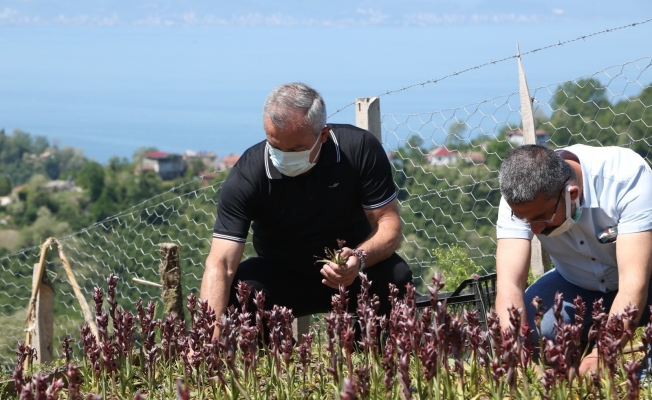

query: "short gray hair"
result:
(263, 82), (327, 136)
(499, 145), (575, 204)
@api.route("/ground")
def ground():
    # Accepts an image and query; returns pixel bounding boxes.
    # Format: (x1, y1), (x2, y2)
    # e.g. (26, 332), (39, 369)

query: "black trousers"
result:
(228, 252), (413, 318)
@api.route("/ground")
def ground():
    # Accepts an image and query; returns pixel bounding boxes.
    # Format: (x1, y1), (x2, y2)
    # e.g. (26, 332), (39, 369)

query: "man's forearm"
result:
(613, 231), (652, 334)
(495, 290), (528, 332)
(609, 291), (648, 332)
(199, 262), (234, 320)
(357, 225), (401, 267)
(495, 238), (531, 331)
(358, 199), (402, 267)
(201, 238), (245, 320)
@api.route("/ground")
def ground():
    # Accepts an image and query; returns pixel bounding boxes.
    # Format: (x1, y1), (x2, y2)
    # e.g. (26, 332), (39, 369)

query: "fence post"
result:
(32, 264), (54, 365)
(159, 243), (185, 321)
(355, 97), (382, 142)
(530, 239), (551, 276)
(292, 317), (311, 344)
(518, 43), (551, 277)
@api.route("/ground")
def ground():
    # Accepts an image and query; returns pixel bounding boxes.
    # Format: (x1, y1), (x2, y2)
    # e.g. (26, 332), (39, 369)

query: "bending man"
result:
(495, 144), (652, 374)
(200, 82), (412, 330)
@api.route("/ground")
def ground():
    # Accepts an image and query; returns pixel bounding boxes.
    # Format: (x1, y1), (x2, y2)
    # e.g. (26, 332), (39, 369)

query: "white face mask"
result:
(545, 186), (582, 237)
(267, 134), (323, 177)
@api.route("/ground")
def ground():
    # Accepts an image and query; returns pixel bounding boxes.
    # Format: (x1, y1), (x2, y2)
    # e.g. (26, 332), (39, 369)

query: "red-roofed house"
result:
(505, 129), (551, 146)
(183, 150), (218, 171)
(461, 151), (485, 165)
(425, 147), (458, 166)
(219, 154), (240, 171)
(142, 151), (185, 180)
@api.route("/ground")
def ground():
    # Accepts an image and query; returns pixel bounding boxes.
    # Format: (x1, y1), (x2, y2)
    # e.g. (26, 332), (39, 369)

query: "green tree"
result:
(20, 206), (72, 247)
(11, 175), (58, 226)
(92, 183), (121, 222)
(482, 130), (515, 171)
(53, 147), (86, 178)
(124, 172), (163, 205)
(42, 155), (59, 179)
(546, 78), (613, 148)
(185, 159), (206, 179)
(108, 156), (132, 173)
(0, 175), (11, 196)
(32, 136), (49, 154)
(77, 161), (105, 202)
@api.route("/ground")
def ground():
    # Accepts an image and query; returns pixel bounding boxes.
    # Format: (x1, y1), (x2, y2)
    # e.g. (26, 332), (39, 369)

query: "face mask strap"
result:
(564, 185), (582, 219)
(564, 186), (572, 219)
(306, 134), (322, 164)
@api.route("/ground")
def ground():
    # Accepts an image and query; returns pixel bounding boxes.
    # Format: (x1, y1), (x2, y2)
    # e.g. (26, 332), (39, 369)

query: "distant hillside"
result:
(0, 0), (645, 27)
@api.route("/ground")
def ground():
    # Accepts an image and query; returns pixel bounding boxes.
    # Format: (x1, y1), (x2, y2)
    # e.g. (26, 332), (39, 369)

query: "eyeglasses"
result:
(511, 177), (570, 225)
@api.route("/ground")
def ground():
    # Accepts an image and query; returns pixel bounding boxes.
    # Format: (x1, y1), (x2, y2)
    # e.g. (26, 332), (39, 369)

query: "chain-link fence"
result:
(386, 56), (652, 292)
(0, 51), (651, 367)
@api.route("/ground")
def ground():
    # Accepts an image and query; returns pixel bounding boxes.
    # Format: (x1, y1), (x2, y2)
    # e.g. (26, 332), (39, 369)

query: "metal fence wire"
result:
(0, 52), (651, 366)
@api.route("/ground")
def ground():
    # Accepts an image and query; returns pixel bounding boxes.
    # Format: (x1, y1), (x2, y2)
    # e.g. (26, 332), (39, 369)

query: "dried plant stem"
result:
(56, 240), (100, 341)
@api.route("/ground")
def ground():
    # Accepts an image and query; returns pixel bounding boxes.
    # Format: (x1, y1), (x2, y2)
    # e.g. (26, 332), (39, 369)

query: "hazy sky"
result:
(1, 0), (649, 27)
(2, 2), (651, 161)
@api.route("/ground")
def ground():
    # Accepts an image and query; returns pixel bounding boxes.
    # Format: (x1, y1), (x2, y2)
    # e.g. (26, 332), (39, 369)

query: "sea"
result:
(1, 20), (651, 163)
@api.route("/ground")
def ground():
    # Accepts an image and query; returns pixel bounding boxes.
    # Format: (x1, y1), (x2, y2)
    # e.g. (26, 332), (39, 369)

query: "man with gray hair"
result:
(495, 144), (652, 374)
(201, 82), (412, 333)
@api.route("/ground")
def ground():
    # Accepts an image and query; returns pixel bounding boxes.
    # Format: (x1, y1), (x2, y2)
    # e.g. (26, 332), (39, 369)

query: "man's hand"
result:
(320, 247), (360, 289)
(579, 352), (600, 376)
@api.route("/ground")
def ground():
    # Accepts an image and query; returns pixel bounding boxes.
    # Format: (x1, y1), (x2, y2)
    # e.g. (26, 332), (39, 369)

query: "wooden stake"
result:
(24, 238), (56, 368)
(159, 243), (185, 321)
(34, 272), (54, 365)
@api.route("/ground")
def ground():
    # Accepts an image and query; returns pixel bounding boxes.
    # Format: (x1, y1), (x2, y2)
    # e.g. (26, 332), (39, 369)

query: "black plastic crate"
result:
(416, 273), (497, 330)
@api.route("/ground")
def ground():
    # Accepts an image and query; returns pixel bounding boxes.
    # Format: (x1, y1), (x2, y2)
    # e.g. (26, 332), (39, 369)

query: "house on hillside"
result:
(461, 151), (485, 165)
(425, 147), (458, 166)
(506, 129), (551, 146)
(142, 151), (186, 180)
(44, 179), (80, 193)
(183, 150), (218, 171)
(219, 154), (240, 171)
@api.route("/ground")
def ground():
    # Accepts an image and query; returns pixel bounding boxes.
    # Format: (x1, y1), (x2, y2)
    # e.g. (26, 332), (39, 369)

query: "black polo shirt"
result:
(213, 123), (397, 268)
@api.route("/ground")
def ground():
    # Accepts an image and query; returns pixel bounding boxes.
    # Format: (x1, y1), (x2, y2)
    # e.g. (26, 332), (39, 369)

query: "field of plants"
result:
(3, 272), (652, 400)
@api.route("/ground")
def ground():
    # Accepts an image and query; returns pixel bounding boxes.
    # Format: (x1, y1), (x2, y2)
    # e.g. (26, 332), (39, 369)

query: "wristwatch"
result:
(358, 256), (366, 272)
(353, 248), (367, 272)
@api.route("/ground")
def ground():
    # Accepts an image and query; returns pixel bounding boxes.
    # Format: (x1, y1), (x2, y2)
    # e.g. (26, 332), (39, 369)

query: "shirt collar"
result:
(264, 129), (340, 180)
(557, 145), (596, 208)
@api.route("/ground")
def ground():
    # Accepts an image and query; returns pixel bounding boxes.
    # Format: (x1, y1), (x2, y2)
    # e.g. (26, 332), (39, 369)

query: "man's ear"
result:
(320, 125), (331, 142)
(569, 185), (581, 201)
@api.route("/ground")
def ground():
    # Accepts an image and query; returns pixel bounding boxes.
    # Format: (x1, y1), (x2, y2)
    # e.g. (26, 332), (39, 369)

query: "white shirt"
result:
(497, 144), (652, 292)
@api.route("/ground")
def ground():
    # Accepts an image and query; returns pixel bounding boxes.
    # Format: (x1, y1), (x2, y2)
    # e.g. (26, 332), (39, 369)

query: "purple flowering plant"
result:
(6, 265), (652, 399)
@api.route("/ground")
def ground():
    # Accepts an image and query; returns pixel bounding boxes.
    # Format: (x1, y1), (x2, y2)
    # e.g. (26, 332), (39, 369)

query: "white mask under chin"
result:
(544, 186), (582, 237)
(267, 134), (323, 177)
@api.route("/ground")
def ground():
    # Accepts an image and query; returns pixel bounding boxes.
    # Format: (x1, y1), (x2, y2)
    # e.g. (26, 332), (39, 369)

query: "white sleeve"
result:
(496, 197), (534, 240)
(616, 167), (652, 235)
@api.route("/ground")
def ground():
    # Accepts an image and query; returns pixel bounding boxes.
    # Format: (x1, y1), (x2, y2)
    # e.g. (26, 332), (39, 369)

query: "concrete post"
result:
(355, 97), (382, 142)
(292, 316), (311, 344)
(530, 239), (551, 277)
(518, 43), (551, 277)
